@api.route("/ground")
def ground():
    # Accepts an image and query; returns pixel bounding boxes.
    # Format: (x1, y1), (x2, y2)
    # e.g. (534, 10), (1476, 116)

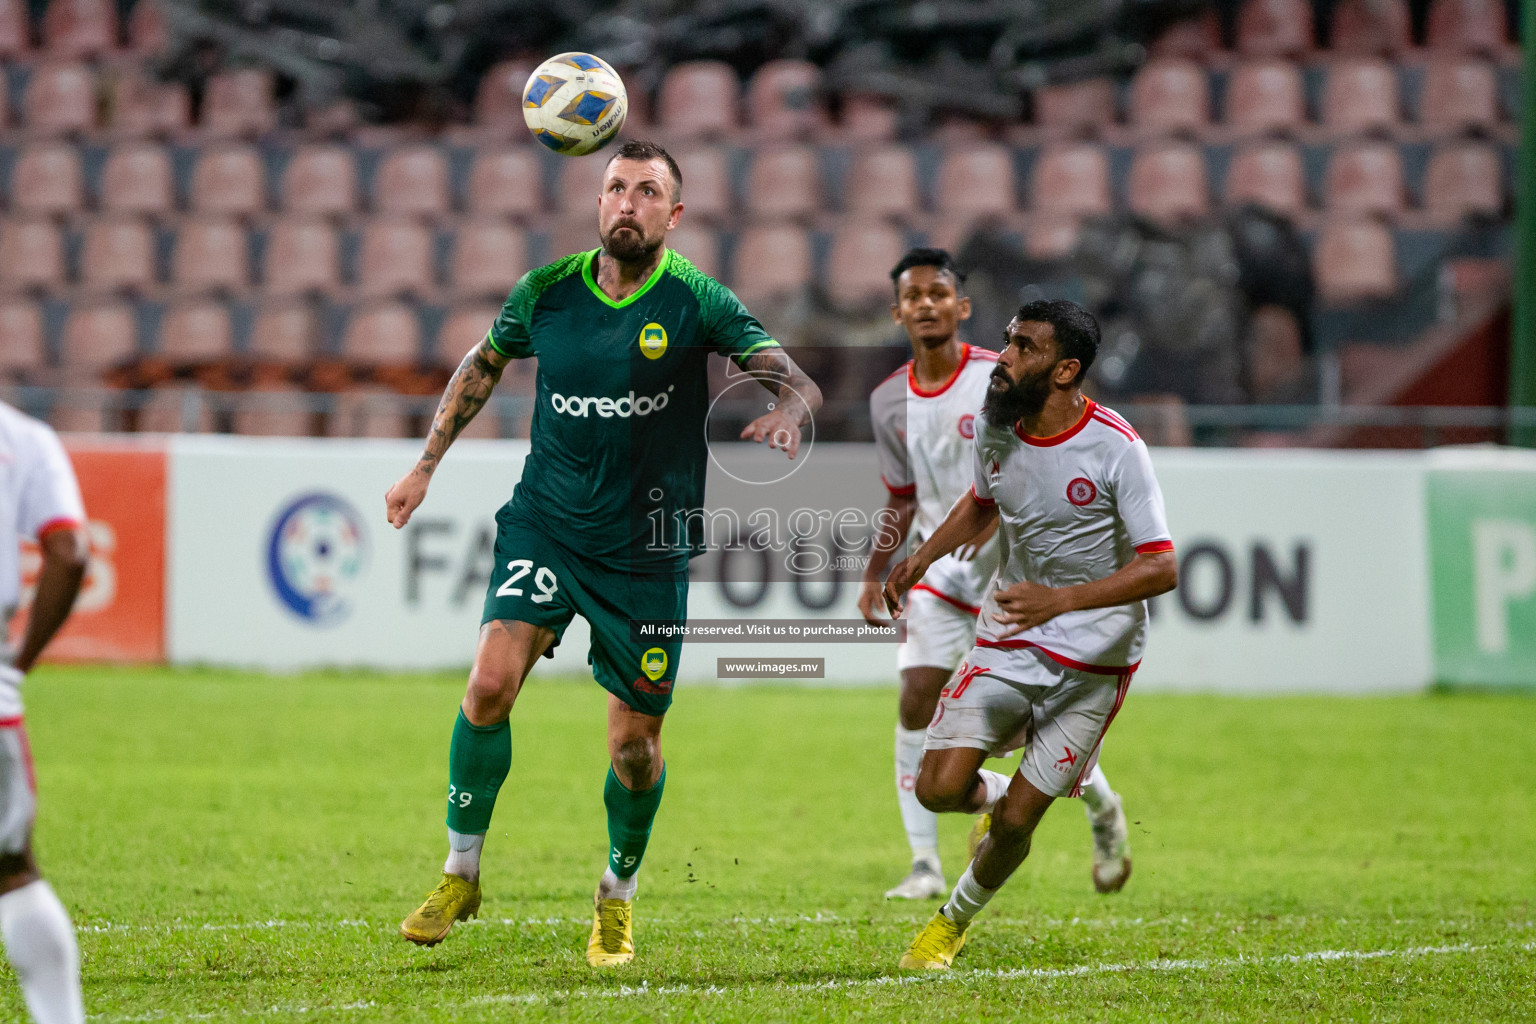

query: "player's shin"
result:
(939, 862), (999, 930)
(444, 709), (511, 880)
(896, 725), (940, 867)
(0, 880), (83, 1024)
(600, 764), (666, 900)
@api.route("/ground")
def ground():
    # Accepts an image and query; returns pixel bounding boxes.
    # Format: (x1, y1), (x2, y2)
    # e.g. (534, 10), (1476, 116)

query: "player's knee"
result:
(463, 660), (520, 721)
(610, 736), (657, 787)
(914, 772), (966, 813)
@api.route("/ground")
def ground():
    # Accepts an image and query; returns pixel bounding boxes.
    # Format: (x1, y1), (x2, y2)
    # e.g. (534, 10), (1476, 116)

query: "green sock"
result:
(604, 764), (666, 879)
(446, 710), (510, 834)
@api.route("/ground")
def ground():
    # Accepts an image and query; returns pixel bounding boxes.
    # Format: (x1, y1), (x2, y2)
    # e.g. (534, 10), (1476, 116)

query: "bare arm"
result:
(992, 549), (1178, 637)
(736, 347), (823, 460)
(882, 491), (999, 617)
(386, 338), (511, 529)
(857, 491), (915, 625)
(12, 527), (88, 673)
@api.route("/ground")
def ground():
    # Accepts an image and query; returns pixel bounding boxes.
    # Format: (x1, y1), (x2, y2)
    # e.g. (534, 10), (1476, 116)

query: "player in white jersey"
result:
(860, 250), (1132, 901)
(881, 301), (1178, 970)
(0, 401), (90, 1024)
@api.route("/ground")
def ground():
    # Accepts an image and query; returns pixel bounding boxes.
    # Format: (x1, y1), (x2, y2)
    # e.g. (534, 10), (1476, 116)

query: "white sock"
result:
(443, 829), (484, 881)
(0, 880), (83, 1024)
(598, 867), (637, 901)
(940, 862), (998, 930)
(895, 724), (940, 869)
(1079, 764), (1115, 815)
(977, 769), (1011, 815)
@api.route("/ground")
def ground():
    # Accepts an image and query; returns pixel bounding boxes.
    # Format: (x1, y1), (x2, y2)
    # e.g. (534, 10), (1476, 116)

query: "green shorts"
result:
(482, 510), (687, 716)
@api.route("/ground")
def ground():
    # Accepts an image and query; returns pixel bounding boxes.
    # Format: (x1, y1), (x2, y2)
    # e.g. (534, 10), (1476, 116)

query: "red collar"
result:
(1014, 398), (1096, 446)
(908, 344), (970, 398)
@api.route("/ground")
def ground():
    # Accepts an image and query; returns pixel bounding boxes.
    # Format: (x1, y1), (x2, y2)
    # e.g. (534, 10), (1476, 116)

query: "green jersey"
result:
(486, 247), (780, 572)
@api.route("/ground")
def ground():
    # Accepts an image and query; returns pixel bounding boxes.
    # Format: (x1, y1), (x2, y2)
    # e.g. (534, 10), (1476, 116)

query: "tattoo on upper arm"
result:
(419, 339), (508, 473)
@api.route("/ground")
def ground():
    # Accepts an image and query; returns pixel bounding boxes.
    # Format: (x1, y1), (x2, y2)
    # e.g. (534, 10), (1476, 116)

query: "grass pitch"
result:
(8, 666), (1534, 1022)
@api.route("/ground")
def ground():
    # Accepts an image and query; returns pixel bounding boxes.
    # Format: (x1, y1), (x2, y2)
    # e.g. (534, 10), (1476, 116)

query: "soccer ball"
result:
(522, 52), (628, 156)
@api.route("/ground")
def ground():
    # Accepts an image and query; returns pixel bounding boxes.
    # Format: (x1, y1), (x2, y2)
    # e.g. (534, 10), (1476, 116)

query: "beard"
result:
(600, 221), (663, 263)
(982, 367), (1051, 427)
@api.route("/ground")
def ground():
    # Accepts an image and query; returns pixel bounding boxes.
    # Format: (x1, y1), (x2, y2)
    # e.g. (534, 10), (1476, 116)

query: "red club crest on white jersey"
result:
(1067, 477), (1097, 506)
(957, 414), (975, 439)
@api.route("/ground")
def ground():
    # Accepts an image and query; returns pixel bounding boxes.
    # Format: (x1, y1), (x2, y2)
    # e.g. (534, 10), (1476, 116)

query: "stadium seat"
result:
(448, 220), (528, 302)
(104, 72), (191, 139)
(1422, 140), (1504, 223)
(1127, 143), (1210, 226)
(1148, 10), (1223, 58)
(730, 225), (812, 305)
(1329, 0), (1411, 55)
(1419, 57), (1500, 133)
(746, 60), (827, 142)
(549, 217), (598, 261)
(1023, 213), (1081, 260)
(232, 385), (313, 437)
(1033, 78), (1116, 141)
(158, 299), (234, 365)
(171, 216), (251, 296)
(839, 94), (898, 144)
(825, 221), (906, 311)
(557, 154), (609, 214)
(1225, 140), (1308, 217)
(673, 147), (732, 226)
(0, 0), (28, 58)
(49, 392), (112, 433)
(281, 145), (359, 219)
(1321, 58), (1400, 135)
(137, 385), (215, 433)
(1314, 218), (1397, 302)
(328, 386), (411, 439)
(665, 224), (721, 279)
(80, 216), (157, 295)
(1225, 59), (1306, 137)
(1235, 0), (1315, 56)
(100, 143), (175, 217)
(473, 58), (537, 129)
(23, 61), (96, 137)
(845, 145), (922, 223)
(935, 145), (1018, 222)
(1029, 143), (1111, 218)
(10, 144), (84, 217)
(60, 300), (138, 374)
(0, 218), (66, 295)
(262, 218), (341, 297)
(340, 301), (423, 372)
(41, 0), (117, 58)
(657, 61), (740, 143)
(127, 0), (167, 56)
(744, 146), (821, 223)
(0, 300), (45, 379)
(249, 301), (320, 367)
(374, 146), (452, 219)
(201, 69), (277, 139)
(435, 305), (499, 369)
(1324, 141), (1406, 217)
(189, 145), (268, 218)
(1128, 59), (1210, 137)
(356, 217), (437, 301)
(1425, 0), (1510, 53)
(465, 149), (543, 221)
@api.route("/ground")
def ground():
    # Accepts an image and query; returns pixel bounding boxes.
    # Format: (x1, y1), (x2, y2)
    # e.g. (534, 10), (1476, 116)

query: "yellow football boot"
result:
(399, 873), (481, 946)
(899, 909), (968, 970)
(968, 812), (992, 860)
(586, 895), (635, 966)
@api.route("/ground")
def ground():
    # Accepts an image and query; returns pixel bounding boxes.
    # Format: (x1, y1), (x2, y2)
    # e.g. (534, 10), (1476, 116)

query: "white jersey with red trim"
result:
(871, 344), (1001, 608)
(0, 401), (85, 618)
(969, 398), (1172, 673)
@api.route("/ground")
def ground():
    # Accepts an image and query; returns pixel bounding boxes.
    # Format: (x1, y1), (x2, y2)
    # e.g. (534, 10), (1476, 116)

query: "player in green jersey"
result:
(385, 140), (821, 965)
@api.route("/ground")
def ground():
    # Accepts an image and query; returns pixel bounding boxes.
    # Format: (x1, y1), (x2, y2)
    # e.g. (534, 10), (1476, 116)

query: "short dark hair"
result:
(605, 139), (683, 202)
(1013, 299), (1099, 384)
(889, 247), (966, 293)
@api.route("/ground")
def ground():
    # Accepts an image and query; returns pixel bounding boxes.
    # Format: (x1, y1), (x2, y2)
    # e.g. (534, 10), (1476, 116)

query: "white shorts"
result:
(0, 723), (36, 855)
(897, 585), (980, 672)
(924, 643), (1133, 798)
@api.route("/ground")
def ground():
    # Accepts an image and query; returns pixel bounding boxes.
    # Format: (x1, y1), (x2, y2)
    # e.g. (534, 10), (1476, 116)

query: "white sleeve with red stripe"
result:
(969, 434), (995, 505)
(1110, 439), (1171, 553)
(18, 424), (85, 540)
(871, 388), (914, 497)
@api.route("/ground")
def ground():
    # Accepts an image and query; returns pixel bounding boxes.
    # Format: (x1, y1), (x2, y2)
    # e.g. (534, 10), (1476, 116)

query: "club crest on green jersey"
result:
(641, 647), (668, 681)
(639, 323), (668, 360)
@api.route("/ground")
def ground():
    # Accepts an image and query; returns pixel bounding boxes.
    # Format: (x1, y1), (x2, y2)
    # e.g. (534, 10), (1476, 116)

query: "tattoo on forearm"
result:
(742, 349), (821, 423)
(418, 342), (505, 474)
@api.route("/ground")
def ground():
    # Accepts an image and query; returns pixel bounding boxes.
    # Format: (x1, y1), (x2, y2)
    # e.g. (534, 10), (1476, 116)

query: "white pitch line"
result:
(88, 940), (1536, 1021)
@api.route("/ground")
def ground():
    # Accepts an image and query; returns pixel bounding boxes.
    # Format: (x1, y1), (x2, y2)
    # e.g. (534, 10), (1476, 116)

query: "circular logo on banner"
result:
(266, 493), (368, 626)
(1066, 477), (1097, 506)
(958, 414), (975, 439)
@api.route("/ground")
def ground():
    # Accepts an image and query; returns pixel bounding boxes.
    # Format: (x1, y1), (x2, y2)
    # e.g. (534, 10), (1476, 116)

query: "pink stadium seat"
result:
(1315, 218), (1397, 302)
(105, 73), (190, 139)
(845, 145), (921, 223)
(232, 385), (312, 437)
(249, 301), (320, 365)
(1322, 58), (1401, 134)
(340, 302), (422, 369)
(746, 60), (827, 142)
(730, 225), (812, 305)
(1024, 214), (1081, 260)
(448, 221), (528, 302)
(1419, 57), (1499, 132)
(466, 149), (543, 221)
(263, 218), (341, 298)
(137, 386), (215, 433)
(201, 69), (277, 139)
(41, 0), (117, 58)
(1127, 143), (1210, 226)
(281, 146), (359, 219)
(1148, 11), (1223, 58)
(1029, 143), (1111, 217)
(1235, 0), (1315, 56)
(374, 146), (451, 219)
(1225, 140), (1308, 216)
(435, 305), (499, 368)
(127, 0), (167, 56)
(0, 63), (8, 129)
(474, 59), (537, 128)
(158, 299), (233, 364)
(328, 386), (410, 439)
(1425, 0), (1510, 52)
(935, 145), (1017, 221)
(0, 300), (45, 378)
(80, 216), (157, 295)
(1033, 78), (1116, 140)
(11, 144), (84, 217)
(1422, 140), (1504, 223)
(557, 154), (609, 214)
(23, 61), (96, 137)
(657, 61), (740, 143)
(839, 94), (898, 144)
(825, 221), (905, 311)
(0, 219), (66, 295)
(1128, 59), (1210, 137)
(665, 224), (721, 279)
(549, 217), (598, 261)
(1225, 59), (1306, 137)
(0, 0), (29, 58)
(190, 145), (267, 218)
(356, 217), (436, 301)
(49, 393), (111, 433)
(744, 146), (821, 222)
(1329, 0), (1411, 55)
(171, 217), (251, 295)
(100, 143), (175, 217)
(60, 300), (138, 374)
(1324, 141), (1406, 217)
(673, 147), (731, 226)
